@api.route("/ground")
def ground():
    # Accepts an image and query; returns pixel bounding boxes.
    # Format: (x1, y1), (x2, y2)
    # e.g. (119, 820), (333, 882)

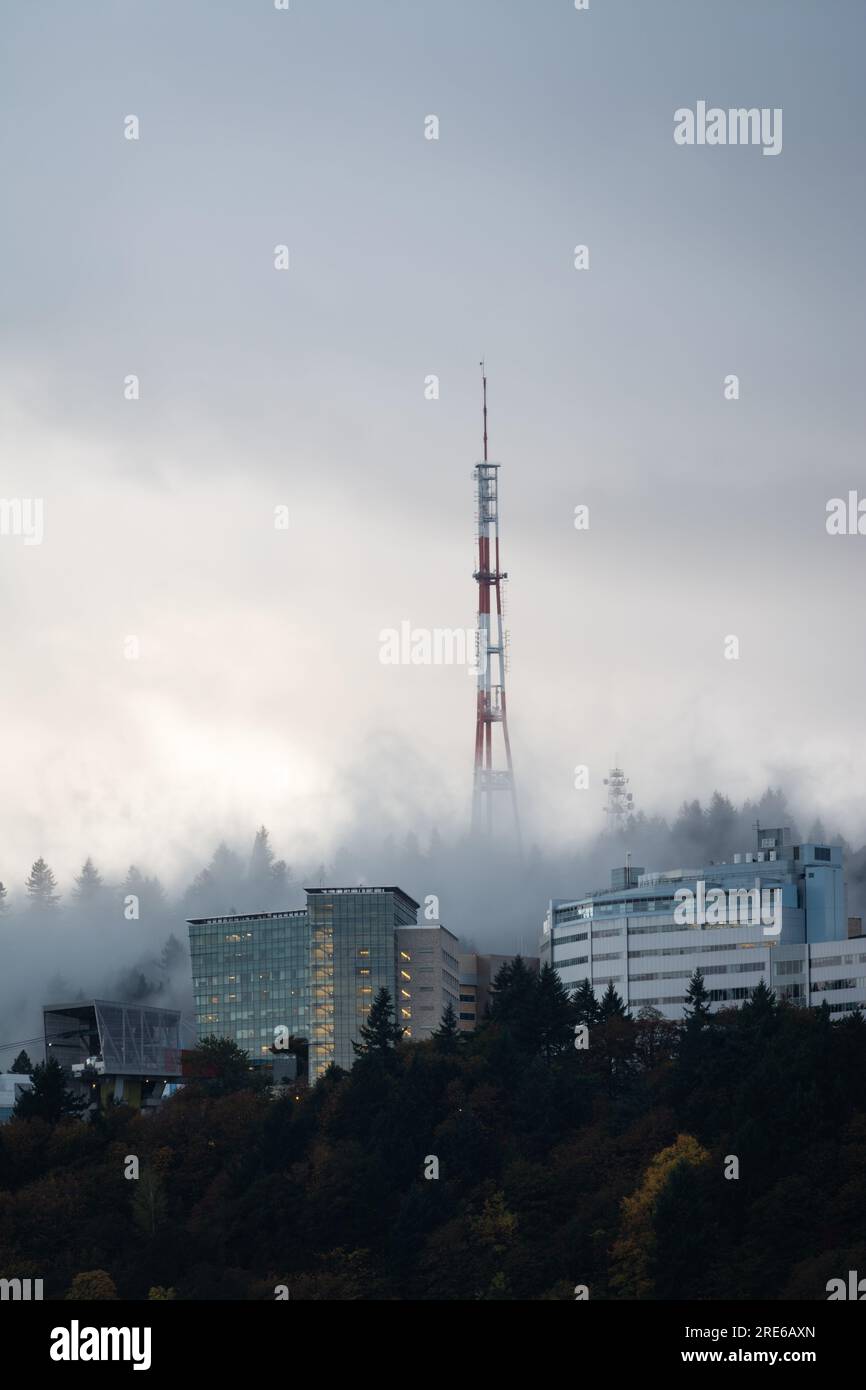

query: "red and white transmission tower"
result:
(471, 364), (521, 845)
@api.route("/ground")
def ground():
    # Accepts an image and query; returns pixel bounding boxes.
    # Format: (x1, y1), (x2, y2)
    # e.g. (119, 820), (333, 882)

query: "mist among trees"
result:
(2, 788), (865, 1070)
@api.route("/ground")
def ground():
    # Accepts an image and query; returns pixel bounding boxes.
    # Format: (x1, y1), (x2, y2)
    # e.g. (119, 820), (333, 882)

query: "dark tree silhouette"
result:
(352, 988), (404, 1056)
(14, 1057), (87, 1122)
(432, 999), (460, 1052)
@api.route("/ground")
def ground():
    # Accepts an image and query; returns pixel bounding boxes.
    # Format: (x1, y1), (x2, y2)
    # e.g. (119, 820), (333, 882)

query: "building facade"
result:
(189, 886), (459, 1080)
(396, 924), (460, 1041)
(43, 999), (182, 1110)
(540, 827), (866, 1019)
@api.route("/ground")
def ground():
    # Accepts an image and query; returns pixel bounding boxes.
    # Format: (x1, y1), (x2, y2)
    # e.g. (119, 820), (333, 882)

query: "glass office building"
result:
(188, 908), (311, 1061)
(188, 886), (423, 1081)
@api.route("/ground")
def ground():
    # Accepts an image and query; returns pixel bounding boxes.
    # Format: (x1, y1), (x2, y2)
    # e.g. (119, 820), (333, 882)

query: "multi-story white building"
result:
(540, 827), (866, 1019)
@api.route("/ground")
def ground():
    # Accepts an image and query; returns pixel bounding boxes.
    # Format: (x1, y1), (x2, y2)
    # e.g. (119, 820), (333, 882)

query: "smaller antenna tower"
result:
(603, 761), (634, 831)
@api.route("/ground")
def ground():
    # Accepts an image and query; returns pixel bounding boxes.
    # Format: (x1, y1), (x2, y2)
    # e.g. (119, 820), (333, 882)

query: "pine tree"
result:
(251, 825), (273, 865)
(0, 880), (7, 912)
(352, 988), (404, 1056)
(741, 977), (778, 1032)
(25, 857), (60, 909)
(432, 999), (460, 1052)
(487, 955), (539, 1046)
(14, 1057), (87, 1121)
(72, 857), (104, 901)
(572, 977), (600, 1027)
(677, 969), (716, 1087)
(683, 968), (712, 1026)
(598, 979), (628, 1021)
(159, 934), (186, 972)
(536, 962), (576, 1060)
(9, 1050), (33, 1073)
(683, 973), (711, 1028)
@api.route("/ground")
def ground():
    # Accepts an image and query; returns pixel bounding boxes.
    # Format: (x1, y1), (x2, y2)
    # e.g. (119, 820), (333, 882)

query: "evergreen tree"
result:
(14, 1057), (87, 1122)
(572, 977), (600, 1027)
(121, 865), (168, 921)
(159, 934), (186, 973)
(123, 865), (146, 896)
(741, 977), (778, 1033)
(8, 1050), (33, 1073)
(248, 826), (292, 909)
(0, 881), (7, 912)
(487, 955), (539, 1048)
(143, 874), (167, 911)
(536, 962), (576, 1060)
(352, 988), (404, 1056)
(683, 968), (712, 1026)
(248, 825), (274, 880)
(72, 857), (104, 901)
(705, 792), (737, 859)
(25, 857), (60, 909)
(598, 979), (628, 1021)
(432, 999), (460, 1053)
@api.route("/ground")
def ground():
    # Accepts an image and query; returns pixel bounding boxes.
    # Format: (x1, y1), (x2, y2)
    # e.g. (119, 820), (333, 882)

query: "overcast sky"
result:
(1, 0), (865, 888)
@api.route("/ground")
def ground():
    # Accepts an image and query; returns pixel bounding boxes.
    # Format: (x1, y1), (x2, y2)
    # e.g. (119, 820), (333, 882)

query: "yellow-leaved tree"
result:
(609, 1133), (710, 1298)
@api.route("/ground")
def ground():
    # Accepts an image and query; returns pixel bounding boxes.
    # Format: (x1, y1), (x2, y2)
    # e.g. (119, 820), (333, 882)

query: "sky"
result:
(1, 0), (865, 891)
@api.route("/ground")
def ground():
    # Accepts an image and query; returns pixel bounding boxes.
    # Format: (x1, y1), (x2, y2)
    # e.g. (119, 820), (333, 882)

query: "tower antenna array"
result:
(471, 364), (520, 845)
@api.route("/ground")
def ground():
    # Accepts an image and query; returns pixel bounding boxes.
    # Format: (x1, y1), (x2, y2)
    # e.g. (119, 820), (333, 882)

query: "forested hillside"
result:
(2, 963), (865, 1301)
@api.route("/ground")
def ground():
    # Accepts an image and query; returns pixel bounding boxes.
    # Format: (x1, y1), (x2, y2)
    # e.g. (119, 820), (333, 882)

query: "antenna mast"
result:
(471, 364), (521, 846)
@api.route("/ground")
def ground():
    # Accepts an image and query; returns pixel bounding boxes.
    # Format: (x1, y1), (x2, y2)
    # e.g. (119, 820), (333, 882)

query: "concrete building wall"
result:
(396, 925), (460, 1041)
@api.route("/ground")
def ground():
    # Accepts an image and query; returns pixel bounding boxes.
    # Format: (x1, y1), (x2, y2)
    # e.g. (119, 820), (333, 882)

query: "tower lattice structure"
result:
(471, 365), (520, 844)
